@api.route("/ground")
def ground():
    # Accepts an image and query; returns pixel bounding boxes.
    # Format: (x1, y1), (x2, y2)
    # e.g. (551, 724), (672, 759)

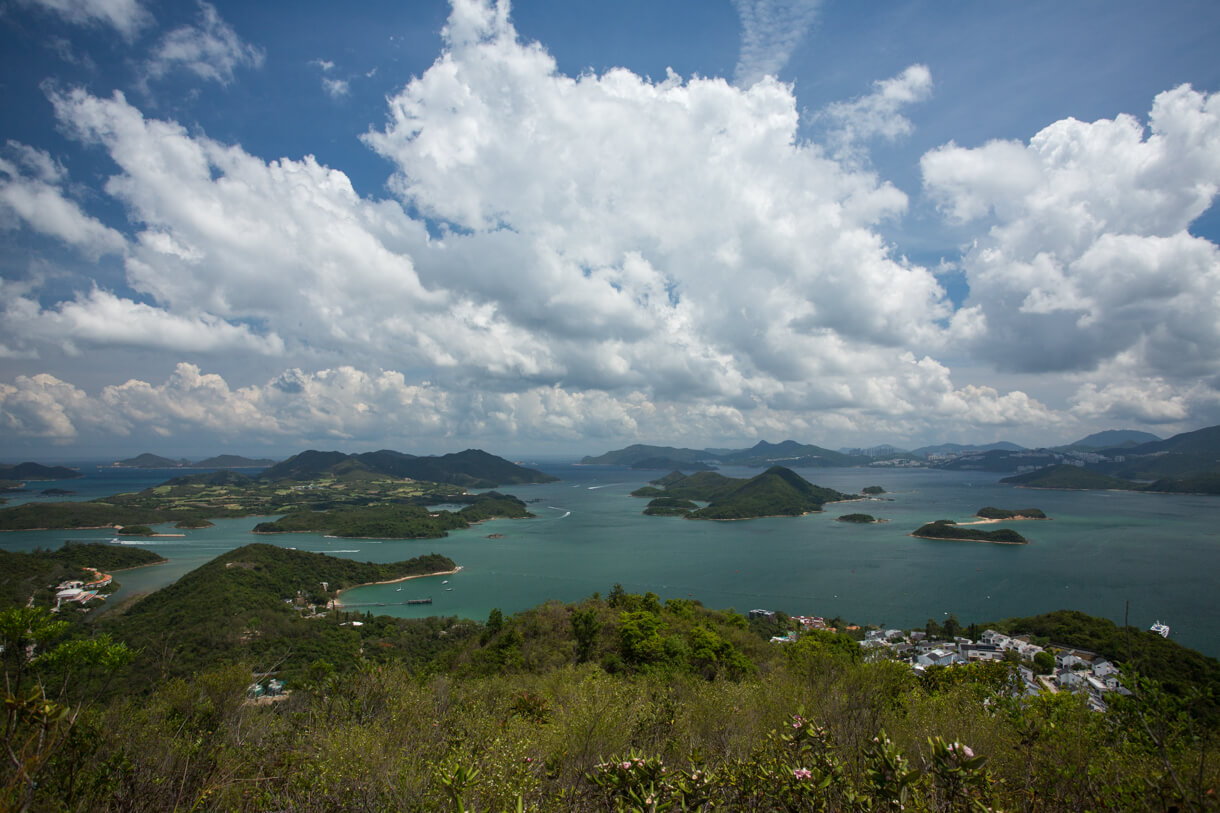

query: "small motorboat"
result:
(1150, 621), (1170, 638)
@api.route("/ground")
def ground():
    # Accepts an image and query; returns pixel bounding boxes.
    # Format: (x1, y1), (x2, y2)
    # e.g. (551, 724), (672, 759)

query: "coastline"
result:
(910, 533), (1027, 545)
(332, 565), (463, 607)
(958, 516), (1049, 525)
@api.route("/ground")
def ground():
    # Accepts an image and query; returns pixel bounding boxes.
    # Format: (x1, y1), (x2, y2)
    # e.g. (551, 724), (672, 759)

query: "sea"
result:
(3, 461), (1218, 658)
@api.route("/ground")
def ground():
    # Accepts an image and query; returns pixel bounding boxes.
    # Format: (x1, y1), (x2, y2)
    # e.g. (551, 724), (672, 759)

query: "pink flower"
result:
(793, 768), (812, 780)
(620, 761), (632, 770)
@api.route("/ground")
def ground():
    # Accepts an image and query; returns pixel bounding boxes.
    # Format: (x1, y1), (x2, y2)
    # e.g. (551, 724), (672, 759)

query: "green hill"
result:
(635, 466), (853, 520)
(1000, 464), (1136, 490)
(1125, 423), (1220, 457)
(101, 543), (455, 683)
(111, 453), (189, 468)
(1067, 429), (1161, 448)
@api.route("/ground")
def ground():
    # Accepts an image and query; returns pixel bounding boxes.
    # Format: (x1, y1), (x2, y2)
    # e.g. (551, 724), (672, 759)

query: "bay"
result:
(2, 461), (1217, 658)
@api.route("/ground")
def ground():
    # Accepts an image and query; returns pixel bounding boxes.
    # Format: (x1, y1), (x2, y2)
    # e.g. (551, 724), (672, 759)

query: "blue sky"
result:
(2, 0), (1220, 460)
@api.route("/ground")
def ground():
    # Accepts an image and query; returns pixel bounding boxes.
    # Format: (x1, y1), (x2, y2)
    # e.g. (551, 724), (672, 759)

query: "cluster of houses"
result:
(754, 609), (1130, 713)
(52, 568), (113, 611)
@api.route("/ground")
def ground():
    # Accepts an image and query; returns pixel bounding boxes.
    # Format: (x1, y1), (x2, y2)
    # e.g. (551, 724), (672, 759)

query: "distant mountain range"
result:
(582, 440), (868, 468)
(583, 425), (1220, 494)
(0, 462), (81, 481)
(110, 453), (277, 469)
(258, 448), (557, 489)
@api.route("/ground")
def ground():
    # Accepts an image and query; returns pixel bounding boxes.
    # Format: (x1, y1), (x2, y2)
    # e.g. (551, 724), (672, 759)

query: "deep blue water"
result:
(2, 462), (1217, 657)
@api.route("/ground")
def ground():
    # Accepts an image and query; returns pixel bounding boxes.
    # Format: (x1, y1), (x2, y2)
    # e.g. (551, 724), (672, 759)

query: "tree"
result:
(943, 614), (962, 639)
(0, 608), (132, 810)
(1033, 651), (1055, 675)
(571, 607), (602, 663)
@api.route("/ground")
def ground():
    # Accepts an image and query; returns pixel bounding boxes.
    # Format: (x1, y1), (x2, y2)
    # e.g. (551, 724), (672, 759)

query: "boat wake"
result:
(547, 506), (572, 519)
(329, 549), (360, 553)
(587, 483), (622, 490)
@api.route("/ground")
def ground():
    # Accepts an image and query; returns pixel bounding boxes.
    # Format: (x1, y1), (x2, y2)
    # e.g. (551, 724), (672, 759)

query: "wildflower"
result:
(793, 768), (812, 780)
(620, 761), (632, 771)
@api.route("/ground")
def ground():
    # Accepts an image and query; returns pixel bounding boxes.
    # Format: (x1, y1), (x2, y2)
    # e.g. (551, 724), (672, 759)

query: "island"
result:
(632, 466), (854, 520)
(0, 462), (81, 480)
(975, 507), (1047, 520)
(836, 513), (879, 523)
(862, 486), (886, 495)
(913, 519), (1028, 544)
(251, 493), (533, 539)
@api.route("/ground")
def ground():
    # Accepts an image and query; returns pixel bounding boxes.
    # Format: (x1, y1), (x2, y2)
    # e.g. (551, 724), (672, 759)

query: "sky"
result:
(2, 0), (1220, 461)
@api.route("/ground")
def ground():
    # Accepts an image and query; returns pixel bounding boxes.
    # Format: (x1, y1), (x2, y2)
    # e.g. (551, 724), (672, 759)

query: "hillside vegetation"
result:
(2, 552), (1217, 811)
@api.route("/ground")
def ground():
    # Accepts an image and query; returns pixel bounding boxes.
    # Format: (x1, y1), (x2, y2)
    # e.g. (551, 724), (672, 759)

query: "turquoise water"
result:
(3, 463), (1217, 657)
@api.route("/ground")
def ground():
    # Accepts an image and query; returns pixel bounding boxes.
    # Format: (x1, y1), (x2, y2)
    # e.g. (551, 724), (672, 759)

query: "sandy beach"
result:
(332, 565), (462, 607)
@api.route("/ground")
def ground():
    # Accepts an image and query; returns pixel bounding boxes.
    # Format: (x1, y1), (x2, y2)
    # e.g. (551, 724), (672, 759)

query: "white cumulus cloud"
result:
(923, 85), (1220, 391)
(145, 1), (264, 86)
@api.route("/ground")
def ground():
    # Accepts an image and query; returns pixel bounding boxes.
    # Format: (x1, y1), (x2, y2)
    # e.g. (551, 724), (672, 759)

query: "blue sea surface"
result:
(2, 462), (1217, 658)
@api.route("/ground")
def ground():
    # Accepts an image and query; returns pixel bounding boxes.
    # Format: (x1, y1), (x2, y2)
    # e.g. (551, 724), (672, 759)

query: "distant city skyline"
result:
(3, 0), (1220, 459)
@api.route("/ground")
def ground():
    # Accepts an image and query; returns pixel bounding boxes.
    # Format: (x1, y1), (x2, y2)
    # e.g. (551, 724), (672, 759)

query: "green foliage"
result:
(836, 513), (876, 523)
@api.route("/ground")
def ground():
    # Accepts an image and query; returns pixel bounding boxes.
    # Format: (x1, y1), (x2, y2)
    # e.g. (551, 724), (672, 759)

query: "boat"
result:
(1150, 621), (1170, 638)
(445, 587), (453, 591)
(442, 580), (448, 584)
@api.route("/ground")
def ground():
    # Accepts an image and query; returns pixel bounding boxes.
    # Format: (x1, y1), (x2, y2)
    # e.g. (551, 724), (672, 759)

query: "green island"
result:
(975, 506), (1047, 519)
(2, 542), (1217, 811)
(252, 493), (533, 538)
(836, 513), (878, 523)
(631, 466), (854, 519)
(642, 496), (700, 516)
(913, 519), (1029, 544)
(0, 448), (552, 532)
(862, 485), (886, 495)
